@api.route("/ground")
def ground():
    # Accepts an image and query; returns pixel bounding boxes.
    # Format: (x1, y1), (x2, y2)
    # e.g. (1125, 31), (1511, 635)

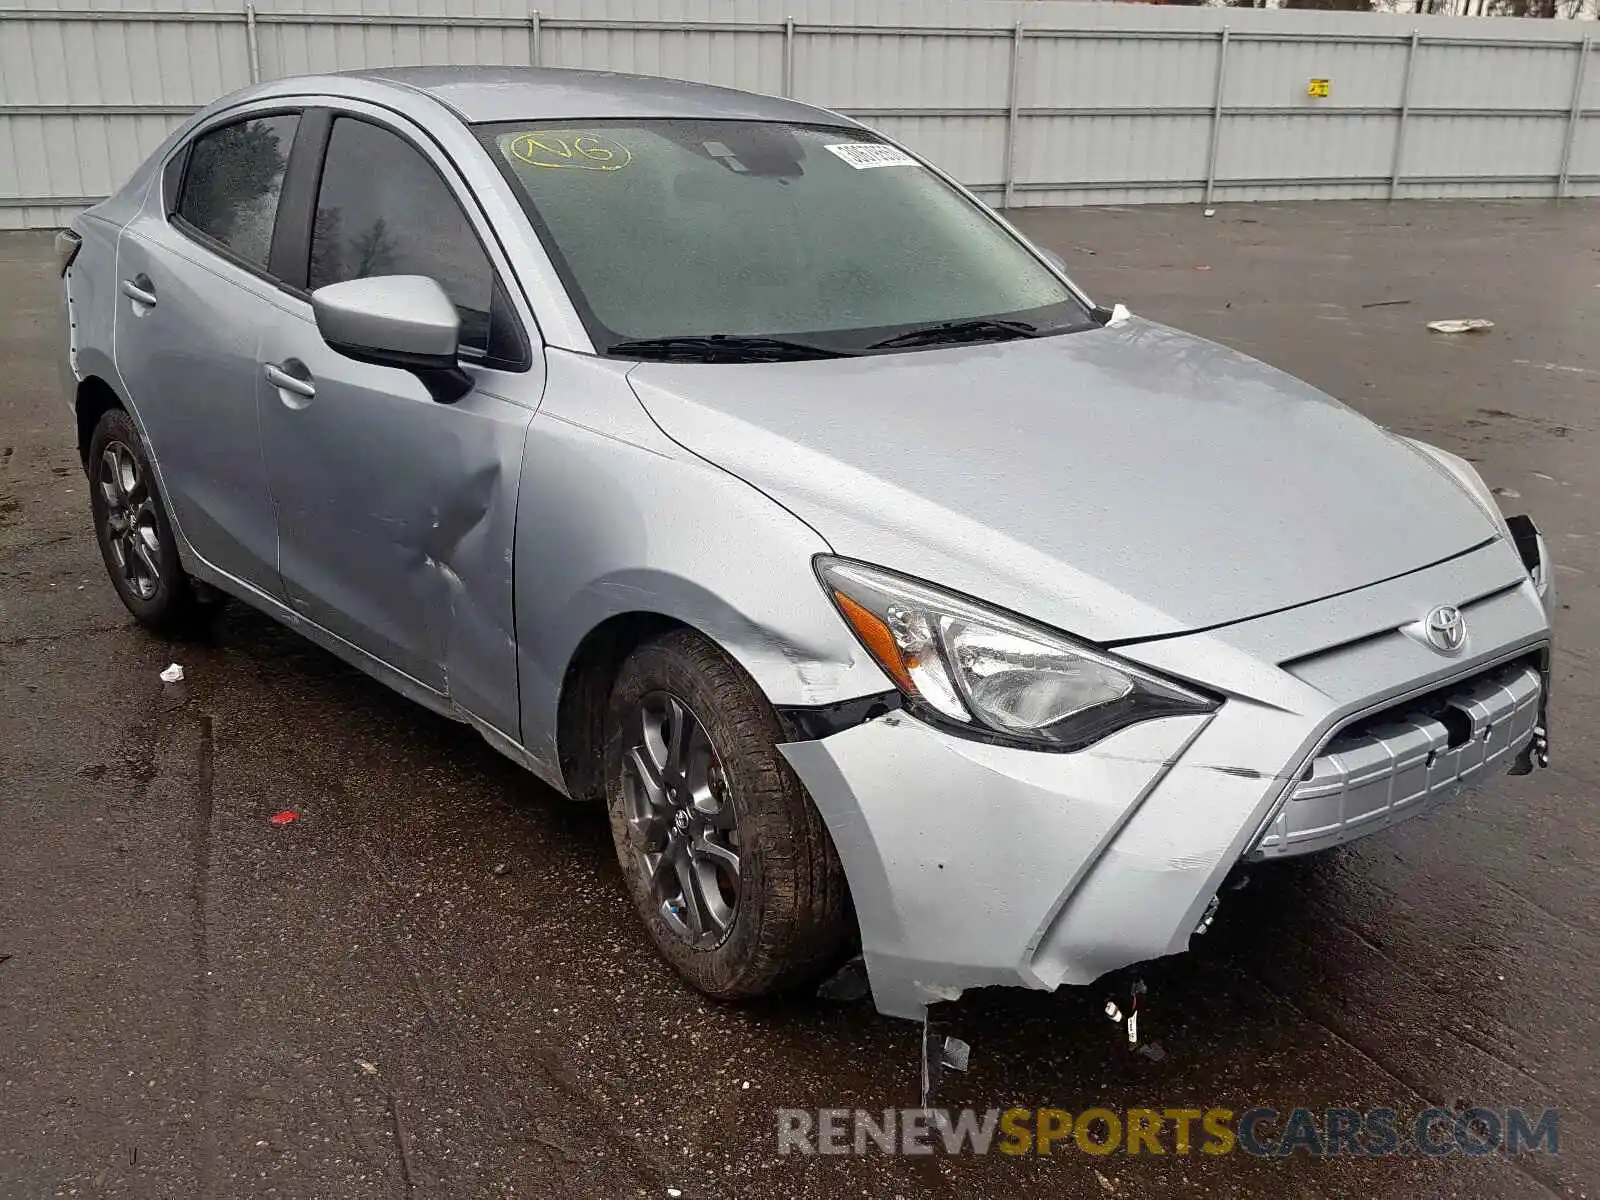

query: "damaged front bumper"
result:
(1247, 657), (1543, 860)
(779, 558), (1552, 1022)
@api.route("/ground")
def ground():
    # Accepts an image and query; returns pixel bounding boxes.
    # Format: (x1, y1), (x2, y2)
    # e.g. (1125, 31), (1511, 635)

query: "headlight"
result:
(816, 557), (1217, 751)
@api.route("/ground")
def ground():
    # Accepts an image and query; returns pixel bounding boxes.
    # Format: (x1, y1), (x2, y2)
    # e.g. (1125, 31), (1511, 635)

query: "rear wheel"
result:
(604, 629), (852, 1000)
(87, 408), (213, 633)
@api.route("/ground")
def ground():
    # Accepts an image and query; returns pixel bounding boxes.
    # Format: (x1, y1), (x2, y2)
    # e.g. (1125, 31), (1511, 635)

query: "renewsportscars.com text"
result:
(776, 1106), (1559, 1158)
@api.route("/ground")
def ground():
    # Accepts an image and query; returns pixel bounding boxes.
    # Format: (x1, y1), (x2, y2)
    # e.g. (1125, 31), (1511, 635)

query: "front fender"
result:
(513, 351), (892, 782)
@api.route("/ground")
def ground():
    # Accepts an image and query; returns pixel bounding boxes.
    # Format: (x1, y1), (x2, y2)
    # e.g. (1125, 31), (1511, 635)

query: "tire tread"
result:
(606, 628), (852, 1000)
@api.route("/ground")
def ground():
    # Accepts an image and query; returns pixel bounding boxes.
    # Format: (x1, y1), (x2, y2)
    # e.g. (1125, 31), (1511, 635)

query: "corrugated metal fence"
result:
(2, 0), (1597, 228)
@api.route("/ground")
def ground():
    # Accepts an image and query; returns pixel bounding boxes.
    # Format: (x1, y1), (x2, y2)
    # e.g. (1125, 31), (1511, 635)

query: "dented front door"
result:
(256, 300), (534, 734)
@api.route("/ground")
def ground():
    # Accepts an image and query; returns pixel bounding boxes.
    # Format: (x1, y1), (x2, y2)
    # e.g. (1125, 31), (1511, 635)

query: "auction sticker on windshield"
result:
(824, 142), (917, 169)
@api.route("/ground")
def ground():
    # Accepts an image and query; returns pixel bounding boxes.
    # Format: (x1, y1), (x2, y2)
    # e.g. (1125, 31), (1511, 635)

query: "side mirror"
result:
(312, 275), (472, 404)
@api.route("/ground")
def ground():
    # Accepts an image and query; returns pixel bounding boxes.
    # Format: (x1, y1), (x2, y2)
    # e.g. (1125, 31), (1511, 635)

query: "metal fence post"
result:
(1557, 35), (1591, 199)
(1203, 26), (1230, 209)
(1002, 21), (1024, 210)
(244, 1), (261, 84)
(1389, 30), (1420, 201)
(783, 16), (795, 98)
(529, 9), (542, 67)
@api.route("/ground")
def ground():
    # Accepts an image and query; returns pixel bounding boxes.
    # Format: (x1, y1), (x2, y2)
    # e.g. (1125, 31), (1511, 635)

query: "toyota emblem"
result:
(1423, 605), (1467, 653)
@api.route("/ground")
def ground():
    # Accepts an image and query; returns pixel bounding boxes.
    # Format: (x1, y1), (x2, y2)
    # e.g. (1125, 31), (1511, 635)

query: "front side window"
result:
(310, 117), (497, 354)
(480, 119), (1091, 356)
(177, 113), (298, 270)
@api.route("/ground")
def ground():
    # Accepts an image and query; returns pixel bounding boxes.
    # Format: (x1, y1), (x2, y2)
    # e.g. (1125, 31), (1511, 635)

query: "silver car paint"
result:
(62, 217), (117, 420)
(360, 64), (847, 128)
(62, 67), (1552, 1024)
(311, 275), (463, 359)
(785, 553), (1546, 1019)
(513, 348), (895, 774)
(113, 110), (288, 597)
(256, 291), (536, 732)
(627, 322), (1498, 645)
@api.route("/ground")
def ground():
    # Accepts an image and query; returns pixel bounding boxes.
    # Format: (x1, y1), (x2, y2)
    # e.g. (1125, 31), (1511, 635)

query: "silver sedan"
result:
(58, 66), (1553, 1022)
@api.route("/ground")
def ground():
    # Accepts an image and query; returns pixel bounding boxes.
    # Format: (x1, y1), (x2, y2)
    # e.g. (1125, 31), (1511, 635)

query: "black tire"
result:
(87, 408), (211, 634)
(604, 628), (852, 1001)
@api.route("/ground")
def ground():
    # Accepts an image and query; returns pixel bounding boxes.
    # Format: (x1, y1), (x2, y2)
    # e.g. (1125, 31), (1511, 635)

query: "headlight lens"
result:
(945, 621), (1132, 730)
(817, 557), (1216, 751)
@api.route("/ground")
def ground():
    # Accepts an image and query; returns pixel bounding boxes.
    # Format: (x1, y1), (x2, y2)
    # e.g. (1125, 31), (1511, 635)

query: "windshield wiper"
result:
(866, 317), (1040, 351)
(605, 335), (851, 363)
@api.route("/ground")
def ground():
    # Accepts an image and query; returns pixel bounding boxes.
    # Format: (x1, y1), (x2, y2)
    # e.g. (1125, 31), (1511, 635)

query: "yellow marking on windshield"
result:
(505, 131), (632, 171)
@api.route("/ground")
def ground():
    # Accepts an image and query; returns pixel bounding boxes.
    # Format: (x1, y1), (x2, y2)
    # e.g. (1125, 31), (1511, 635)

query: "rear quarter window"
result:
(175, 113), (299, 270)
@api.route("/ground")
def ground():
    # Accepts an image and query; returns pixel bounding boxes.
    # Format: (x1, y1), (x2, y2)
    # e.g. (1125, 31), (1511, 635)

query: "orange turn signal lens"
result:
(833, 590), (915, 694)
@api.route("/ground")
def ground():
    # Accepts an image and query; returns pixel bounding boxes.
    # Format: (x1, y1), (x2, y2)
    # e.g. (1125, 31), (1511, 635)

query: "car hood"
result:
(625, 319), (1496, 643)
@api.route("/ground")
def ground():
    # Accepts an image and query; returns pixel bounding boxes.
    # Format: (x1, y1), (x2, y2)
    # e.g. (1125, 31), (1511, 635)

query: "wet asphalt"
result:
(1, 200), (1597, 1199)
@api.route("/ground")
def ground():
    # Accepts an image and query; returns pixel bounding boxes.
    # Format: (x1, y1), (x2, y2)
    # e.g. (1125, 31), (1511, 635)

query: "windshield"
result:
(478, 119), (1094, 357)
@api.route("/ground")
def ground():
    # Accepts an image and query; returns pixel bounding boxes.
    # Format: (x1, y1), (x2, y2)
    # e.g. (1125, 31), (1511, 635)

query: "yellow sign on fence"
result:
(1308, 78), (1331, 98)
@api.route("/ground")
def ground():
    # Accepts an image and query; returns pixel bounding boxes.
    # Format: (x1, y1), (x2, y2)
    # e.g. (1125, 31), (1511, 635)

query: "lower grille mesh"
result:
(1250, 659), (1542, 860)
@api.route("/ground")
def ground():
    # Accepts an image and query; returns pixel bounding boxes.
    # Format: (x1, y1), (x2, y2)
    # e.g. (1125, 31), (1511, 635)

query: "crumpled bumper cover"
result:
(779, 575), (1551, 1022)
(780, 701), (1300, 1020)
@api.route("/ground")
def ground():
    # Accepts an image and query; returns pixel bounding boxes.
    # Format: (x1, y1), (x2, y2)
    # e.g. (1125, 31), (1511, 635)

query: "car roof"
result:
(345, 65), (840, 126)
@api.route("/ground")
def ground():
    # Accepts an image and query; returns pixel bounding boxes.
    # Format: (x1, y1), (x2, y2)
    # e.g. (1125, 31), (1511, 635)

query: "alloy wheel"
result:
(98, 441), (162, 602)
(622, 690), (742, 948)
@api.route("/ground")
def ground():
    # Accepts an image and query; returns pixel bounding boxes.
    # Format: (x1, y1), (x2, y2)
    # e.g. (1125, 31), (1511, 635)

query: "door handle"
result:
(119, 274), (157, 307)
(263, 361), (316, 401)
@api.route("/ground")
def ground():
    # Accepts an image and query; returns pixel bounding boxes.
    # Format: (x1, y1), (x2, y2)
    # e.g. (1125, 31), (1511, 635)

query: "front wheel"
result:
(603, 629), (852, 1001)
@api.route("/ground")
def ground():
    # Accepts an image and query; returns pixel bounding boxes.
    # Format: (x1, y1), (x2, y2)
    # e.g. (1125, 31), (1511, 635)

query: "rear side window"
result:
(309, 117), (498, 354)
(176, 114), (299, 270)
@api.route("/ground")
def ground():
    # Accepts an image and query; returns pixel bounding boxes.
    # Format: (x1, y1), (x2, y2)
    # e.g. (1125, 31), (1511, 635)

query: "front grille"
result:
(1249, 659), (1542, 860)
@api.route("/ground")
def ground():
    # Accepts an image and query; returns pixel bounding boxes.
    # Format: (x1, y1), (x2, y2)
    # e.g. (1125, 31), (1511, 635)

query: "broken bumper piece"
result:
(780, 701), (1266, 1022)
(780, 647), (1548, 1023)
